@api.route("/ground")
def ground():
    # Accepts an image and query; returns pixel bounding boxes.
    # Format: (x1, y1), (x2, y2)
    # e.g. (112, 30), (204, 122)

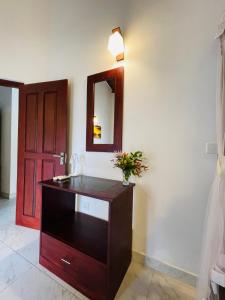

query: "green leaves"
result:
(112, 151), (149, 178)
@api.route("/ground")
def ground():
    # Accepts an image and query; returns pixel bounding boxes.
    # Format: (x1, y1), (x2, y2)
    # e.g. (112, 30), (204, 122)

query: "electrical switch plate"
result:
(205, 142), (217, 155)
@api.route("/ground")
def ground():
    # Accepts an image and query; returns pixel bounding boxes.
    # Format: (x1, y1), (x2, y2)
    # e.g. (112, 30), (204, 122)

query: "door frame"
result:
(0, 79), (23, 202)
(0, 79), (24, 88)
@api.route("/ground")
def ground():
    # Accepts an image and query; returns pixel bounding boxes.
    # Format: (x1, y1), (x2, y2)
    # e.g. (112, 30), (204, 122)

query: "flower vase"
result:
(122, 171), (130, 186)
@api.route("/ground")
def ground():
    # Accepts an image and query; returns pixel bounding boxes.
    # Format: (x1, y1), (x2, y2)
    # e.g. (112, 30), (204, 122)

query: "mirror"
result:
(86, 67), (124, 152)
(93, 79), (115, 144)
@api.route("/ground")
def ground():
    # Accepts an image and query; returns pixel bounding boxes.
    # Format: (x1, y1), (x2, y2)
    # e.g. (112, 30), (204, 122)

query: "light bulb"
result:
(108, 31), (124, 57)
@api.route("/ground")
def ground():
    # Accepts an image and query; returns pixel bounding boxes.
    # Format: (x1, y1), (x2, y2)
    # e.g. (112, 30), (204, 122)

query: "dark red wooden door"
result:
(16, 80), (68, 229)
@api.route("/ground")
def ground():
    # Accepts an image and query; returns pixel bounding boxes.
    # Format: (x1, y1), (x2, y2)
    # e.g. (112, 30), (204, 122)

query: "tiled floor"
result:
(0, 198), (196, 300)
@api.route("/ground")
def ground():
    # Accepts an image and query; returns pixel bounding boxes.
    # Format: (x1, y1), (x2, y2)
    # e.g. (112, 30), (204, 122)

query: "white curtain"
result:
(198, 25), (225, 299)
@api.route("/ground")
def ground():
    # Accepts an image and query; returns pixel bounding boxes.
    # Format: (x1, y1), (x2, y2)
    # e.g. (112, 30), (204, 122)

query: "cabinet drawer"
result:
(40, 233), (107, 299)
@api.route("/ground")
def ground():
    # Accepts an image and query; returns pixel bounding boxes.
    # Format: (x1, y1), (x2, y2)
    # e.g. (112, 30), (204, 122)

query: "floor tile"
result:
(37, 264), (88, 300)
(0, 241), (31, 293)
(0, 266), (79, 300)
(116, 262), (196, 300)
(116, 262), (152, 299)
(0, 223), (39, 252)
(17, 238), (40, 265)
(0, 199), (16, 209)
(0, 202), (16, 227)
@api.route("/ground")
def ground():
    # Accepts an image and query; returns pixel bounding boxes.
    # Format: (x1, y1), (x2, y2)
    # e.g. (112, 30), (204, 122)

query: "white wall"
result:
(45, 0), (128, 180)
(45, 0), (225, 276)
(122, 0), (225, 275)
(46, 0), (127, 225)
(0, 0), (50, 83)
(0, 0), (223, 276)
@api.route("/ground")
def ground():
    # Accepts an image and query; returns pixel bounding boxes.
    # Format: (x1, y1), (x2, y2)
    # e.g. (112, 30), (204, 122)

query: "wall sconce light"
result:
(108, 27), (124, 61)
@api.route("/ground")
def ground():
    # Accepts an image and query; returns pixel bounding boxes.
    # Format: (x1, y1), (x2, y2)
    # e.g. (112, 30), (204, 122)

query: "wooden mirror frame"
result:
(86, 67), (124, 152)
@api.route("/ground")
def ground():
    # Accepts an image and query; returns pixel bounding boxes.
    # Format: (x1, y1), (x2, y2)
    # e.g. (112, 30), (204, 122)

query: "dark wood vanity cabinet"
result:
(39, 175), (135, 300)
(220, 286), (225, 299)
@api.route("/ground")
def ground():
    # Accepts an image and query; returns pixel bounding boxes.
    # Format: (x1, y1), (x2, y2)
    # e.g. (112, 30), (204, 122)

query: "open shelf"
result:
(40, 176), (135, 299)
(43, 211), (108, 264)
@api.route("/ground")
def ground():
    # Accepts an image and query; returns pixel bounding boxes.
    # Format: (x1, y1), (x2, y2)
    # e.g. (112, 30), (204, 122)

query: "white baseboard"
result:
(0, 192), (16, 199)
(132, 250), (197, 287)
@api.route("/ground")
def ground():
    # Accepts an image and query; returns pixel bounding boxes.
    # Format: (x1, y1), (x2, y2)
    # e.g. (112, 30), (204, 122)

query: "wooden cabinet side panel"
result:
(220, 287), (225, 299)
(108, 188), (133, 299)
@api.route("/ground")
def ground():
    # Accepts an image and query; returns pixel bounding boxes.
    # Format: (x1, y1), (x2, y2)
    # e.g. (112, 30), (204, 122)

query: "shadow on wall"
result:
(133, 182), (152, 255)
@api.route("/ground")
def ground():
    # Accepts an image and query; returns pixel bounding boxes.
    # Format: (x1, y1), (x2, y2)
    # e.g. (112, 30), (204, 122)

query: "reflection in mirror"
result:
(86, 66), (123, 152)
(93, 79), (115, 144)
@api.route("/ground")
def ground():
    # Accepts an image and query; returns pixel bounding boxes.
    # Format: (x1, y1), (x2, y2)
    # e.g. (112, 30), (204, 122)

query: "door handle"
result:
(53, 152), (66, 165)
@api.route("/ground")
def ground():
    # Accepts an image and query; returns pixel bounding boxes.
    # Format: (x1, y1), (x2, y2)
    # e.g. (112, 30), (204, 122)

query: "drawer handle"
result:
(61, 258), (71, 265)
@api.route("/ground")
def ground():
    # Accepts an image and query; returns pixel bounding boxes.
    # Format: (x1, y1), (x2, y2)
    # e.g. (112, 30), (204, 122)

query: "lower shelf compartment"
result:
(40, 233), (107, 300)
(43, 211), (108, 264)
